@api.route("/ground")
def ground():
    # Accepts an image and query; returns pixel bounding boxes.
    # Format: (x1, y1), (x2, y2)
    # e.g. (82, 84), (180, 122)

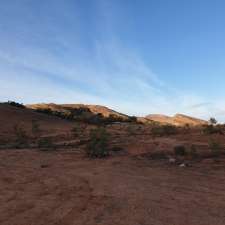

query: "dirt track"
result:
(1, 149), (225, 225)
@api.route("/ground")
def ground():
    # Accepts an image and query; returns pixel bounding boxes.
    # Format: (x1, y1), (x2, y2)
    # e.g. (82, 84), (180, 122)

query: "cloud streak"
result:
(0, 0), (225, 121)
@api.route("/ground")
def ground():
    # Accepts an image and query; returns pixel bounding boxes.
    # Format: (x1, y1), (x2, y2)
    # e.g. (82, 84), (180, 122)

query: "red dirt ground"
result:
(1, 150), (225, 225)
(1, 104), (225, 225)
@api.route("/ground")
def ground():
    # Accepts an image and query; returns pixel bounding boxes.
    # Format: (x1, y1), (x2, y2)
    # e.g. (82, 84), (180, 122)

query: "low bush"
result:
(202, 125), (223, 135)
(209, 140), (223, 157)
(38, 137), (55, 150)
(13, 124), (28, 148)
(163, 125), (178, 135)
(36, 108), (53, 115)
(189, 144), (198, 159)
(149, 151), (167, 160)
(32, 120), (41, 138)
(86, 127), (109, 158)
(6, 101), (25, 108)
(151, 125), (177, 136)
(174, 145), (187, 156)
(126, 125), (136, 135)
(111, 146), (124, 152)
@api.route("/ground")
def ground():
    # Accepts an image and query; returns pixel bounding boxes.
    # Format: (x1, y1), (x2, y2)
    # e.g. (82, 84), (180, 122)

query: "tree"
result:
(209, 117), (217, 125)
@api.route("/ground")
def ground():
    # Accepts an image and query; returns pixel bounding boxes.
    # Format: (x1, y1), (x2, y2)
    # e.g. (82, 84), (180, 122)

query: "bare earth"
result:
(1, 104), (225, 225)
(1, 149), (225, 225)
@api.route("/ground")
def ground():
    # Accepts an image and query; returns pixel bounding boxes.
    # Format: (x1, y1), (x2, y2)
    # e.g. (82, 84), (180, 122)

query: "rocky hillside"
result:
(27, 103), (129, 118)
(145, 113), (207, 126)
(26, 103), (207, 126)
(26, 103), (133, 122)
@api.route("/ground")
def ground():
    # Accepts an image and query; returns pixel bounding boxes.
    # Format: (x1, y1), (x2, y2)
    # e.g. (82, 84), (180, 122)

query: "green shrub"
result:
(86, 127), (109, 158)
(209, 140), (222, 157)
(38, 137), (55, 150)
(202, 125), (223, 135)
(126, 125), (136, 135)
(151, 125), (177, 136)
(189, 144), (198, 159)
(6, 101), (25, 108)
(163, 125), (178, 135)
(13, 124), (28, 147)
(151, 126), (162, 136)
(32, 120), (41, 138)
(150, 151), (167, 160)
(128, 116), (137, 123)
(111, 146), (124, 152)
(36, 108), (53, 115)
(174, 145), (187, 156)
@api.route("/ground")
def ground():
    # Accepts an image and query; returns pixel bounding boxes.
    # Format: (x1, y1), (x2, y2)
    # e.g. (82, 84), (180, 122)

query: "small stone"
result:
(179, 163), (186, 167)
(169, 158), (176, 163)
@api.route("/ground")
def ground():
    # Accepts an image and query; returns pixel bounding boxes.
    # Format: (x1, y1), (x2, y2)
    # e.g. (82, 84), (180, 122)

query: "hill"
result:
(27, 103), (130, 119)
(27, 103), (207, 126)
(145, 113), (207, 126)
(0, 103), (73, 141)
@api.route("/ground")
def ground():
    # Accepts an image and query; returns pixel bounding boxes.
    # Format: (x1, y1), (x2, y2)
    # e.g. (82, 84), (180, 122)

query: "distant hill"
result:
(26, 103), (134, 124)
(145, 113), (208, 126)
(27, 103), (207, 126)
(27, 103), (130, 119)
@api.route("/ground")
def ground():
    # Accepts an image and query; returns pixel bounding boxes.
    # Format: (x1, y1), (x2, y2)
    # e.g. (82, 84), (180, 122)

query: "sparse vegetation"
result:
(163, 125), (178, 135)
(34, 106), (138, 125)
(189, 144), (198, 159)
(86, 127), (109, 158)
(38, 137), (55, 150)
(202, 124), (223, 135)
(36, 108), (53, 115)
(209, 140), (223, 157)
(126, 124), (136, 135)
(128, 116), (138, 123)
(151, 125), (178, 136)
(32, 120), (41, 138)
(6, 101), (25, 108)
(13, 124), (28, 148)
(111, 146), (124, 152)
(149, 151), (167, 160)
(209, 117), (217, 125)
(174, 145), (187, 156)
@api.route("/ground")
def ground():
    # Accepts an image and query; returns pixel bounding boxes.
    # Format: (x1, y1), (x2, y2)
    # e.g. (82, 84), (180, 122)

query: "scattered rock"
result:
(169, 157), (176, 164)
(179, 163), (186, 168)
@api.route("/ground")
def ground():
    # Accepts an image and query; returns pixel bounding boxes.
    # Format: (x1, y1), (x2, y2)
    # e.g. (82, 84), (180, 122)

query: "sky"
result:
(1, 0), (225, 121)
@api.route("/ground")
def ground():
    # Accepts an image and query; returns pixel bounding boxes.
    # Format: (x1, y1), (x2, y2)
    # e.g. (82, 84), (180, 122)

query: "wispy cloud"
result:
(0, 39), (173, 114)
(0, 0), (225, 121)
(188, 102), (211, 109)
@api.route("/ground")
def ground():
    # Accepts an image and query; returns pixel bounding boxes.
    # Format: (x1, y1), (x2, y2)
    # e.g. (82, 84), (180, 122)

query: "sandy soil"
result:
(1, 104), (225, 225)
(1, 149), (225, 225)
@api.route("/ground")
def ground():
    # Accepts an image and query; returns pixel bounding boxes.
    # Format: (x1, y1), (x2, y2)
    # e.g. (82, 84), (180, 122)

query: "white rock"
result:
(169, 158), (176, 163)
(179, 163), (186, 167)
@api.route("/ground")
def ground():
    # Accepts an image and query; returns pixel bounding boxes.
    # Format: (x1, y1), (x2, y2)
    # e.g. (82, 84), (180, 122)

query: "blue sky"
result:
(1, 0), (225, 121)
